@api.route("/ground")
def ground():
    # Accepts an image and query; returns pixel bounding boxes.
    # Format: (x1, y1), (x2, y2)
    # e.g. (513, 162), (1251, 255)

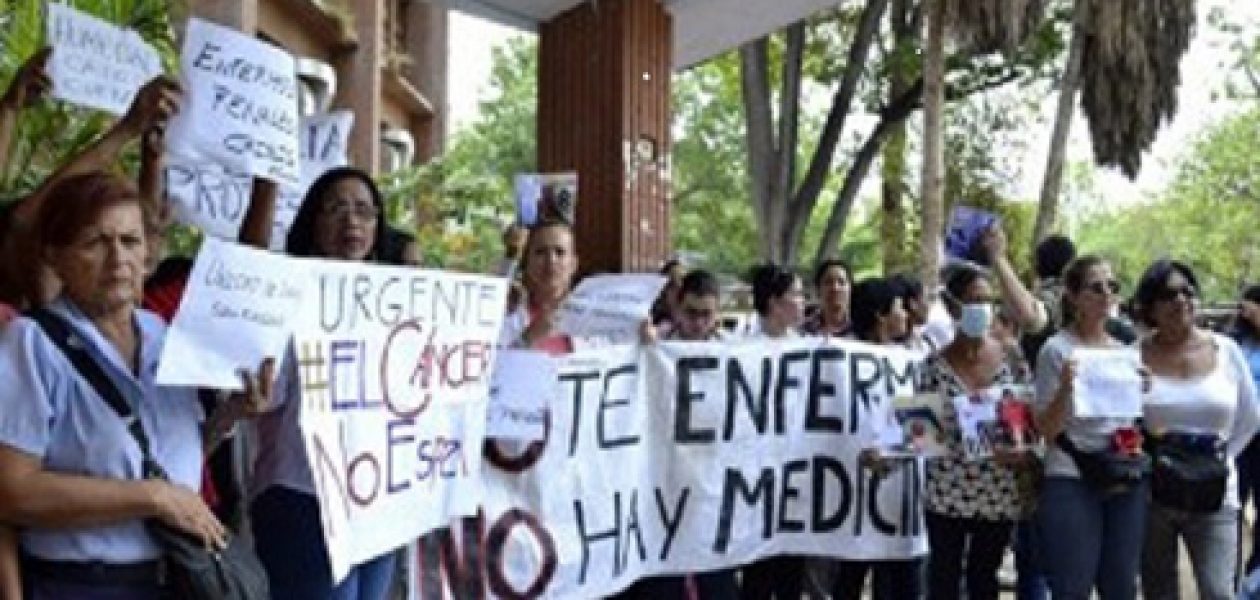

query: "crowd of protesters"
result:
(1, 36), (1260, 600)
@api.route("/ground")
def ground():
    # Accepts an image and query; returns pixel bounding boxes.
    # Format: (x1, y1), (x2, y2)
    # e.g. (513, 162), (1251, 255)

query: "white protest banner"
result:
(294, 262), (508, 581)
(155, 238), (306, 389)
(555, 274), (666, 343)
(486, 350), (556, 441)
(409, 338), (928, 599)
(46, 3), (163, 115)
(1072, 347), (1144, 418)
(166, 18), (300, 184)
(166, 111), (354, 247)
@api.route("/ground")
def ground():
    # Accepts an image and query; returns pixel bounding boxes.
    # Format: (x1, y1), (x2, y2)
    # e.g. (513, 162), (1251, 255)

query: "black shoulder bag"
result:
(1056, 434), (1149, 494)
(28, 309), (270, 600)
(1147, 433), (1228, 513)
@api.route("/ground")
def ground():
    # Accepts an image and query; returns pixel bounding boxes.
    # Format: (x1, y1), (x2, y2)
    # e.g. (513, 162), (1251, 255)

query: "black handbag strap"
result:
(26, 308), (167, 480)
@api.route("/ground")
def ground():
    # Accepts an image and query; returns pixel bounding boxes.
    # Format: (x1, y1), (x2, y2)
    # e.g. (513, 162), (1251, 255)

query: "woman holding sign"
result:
(0, 171), (269, 599)
(1135, 260), (1260, 600)
(251, 167), (397, 600)
(922, 266), (1038, 600)
(829, 277), (926, 600)
(1032, 255), (1147, 599)
(739, 263), (808, 600)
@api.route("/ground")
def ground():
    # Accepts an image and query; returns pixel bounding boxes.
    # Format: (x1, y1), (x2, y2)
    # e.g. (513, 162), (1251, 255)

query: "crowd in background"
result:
(1, 42), (1260, 600)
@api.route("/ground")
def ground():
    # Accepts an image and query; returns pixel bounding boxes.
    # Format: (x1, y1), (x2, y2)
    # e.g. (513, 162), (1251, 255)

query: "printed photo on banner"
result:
(155, 238), (307, 389)
(890, 391), (951, 457)
(165, 17), (300, 185)
(46, 3), (163, 115)
(411, 338), (929, 598)
(951, 385), (1038, 459)
(1071, 347), (1144, 418)
(292, 260), (508, 582)
(555, 273), (667, 343)
(515, 172), (577, 226)
(165, 111), (354, 247)
(485, 349), (556, 441)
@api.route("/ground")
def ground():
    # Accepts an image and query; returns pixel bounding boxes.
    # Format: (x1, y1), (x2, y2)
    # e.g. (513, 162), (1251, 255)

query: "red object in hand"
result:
(1113, 427), (1143, 455)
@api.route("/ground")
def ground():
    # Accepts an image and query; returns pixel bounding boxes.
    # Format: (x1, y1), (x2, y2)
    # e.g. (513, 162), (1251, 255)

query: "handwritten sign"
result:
(155, 238), (306, 389)
(166, 111), (353, 247)
(166, 17), (300, 184)
(46, 3), (163, 115)
(515, 172), (577, 226)
(1072, 347), (1143, 418)
(293, 262), (508, 581)
(410, 338), (928, 598)
(556, 274), (666, 343)
(486, 350), (555, 441)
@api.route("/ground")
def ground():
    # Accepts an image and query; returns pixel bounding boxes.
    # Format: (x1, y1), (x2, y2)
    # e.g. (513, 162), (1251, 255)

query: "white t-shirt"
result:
(1034, 331), (1137, 479)
(1142, 333), (1260, 509)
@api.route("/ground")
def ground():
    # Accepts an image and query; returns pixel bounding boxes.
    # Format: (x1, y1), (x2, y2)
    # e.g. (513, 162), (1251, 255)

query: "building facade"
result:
(191, 0), (448, 175)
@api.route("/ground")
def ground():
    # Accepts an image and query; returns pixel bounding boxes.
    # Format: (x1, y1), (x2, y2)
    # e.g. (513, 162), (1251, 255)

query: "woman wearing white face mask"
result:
(922, 267), (1040, 600)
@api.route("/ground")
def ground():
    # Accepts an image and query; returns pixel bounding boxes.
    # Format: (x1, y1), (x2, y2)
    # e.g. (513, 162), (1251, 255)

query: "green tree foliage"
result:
(1077, 106), (1260, 301)
(0, 0), (180, 199)
(379, 36), (537, 272)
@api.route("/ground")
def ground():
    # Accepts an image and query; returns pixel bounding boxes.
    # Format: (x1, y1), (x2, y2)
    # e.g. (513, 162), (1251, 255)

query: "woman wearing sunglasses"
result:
(1032, 255), (1147, 598)
(1135, 260), (1260, 600)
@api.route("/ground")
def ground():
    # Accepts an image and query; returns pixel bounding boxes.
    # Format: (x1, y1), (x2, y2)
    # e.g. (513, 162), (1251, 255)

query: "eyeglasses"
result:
(1084, 279), (1121, 296)
(322, 200), (380, 221)
(1154, 285), (1197, 302)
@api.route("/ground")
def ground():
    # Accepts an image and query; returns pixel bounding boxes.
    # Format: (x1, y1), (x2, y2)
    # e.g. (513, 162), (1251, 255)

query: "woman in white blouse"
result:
(1135, 259), (1260, 600)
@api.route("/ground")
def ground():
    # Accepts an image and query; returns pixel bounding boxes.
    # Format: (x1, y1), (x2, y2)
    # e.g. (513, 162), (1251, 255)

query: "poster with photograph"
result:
(515, 172), (577, 226)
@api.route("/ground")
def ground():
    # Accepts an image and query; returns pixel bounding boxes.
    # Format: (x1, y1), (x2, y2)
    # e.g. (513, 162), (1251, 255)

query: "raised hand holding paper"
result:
(46, 3), (163, 115)
(1072, 347), (1144, 418)
(555, 274), (666, 343)
(165, 18), (300, 185)
(945, 205), (998, 266)
(166, 111), (354, 246)
(155, 237), (306, 389)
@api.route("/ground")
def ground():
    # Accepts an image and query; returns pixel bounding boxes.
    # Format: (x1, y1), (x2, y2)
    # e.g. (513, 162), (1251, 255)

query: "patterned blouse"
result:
(923, 350), (1032, 522)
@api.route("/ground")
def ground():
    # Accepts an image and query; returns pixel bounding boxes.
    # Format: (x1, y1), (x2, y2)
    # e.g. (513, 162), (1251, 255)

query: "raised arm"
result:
(0, 48), (51, 180)
(238, 178), (278, 249)
(11, 76), (181, 226)
(983, 225), (1047, 333)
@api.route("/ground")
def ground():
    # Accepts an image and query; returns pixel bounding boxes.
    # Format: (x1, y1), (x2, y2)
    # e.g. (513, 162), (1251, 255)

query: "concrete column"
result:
(188, 0), (258, 32)
(538, 0), (673, 274)
(334, 0), (385, 174)
(406, 1), (449, 162)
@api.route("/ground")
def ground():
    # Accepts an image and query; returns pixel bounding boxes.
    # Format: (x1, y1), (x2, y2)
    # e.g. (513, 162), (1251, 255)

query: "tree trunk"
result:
(880, 0), (914, 274)
(1031, 0), (1088, 250)
(739, 38), (779, 261)
(919, 0), (947, 292)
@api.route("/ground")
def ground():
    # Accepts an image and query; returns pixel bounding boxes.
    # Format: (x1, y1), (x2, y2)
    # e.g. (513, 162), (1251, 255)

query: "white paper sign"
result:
(410, 338), (929, 599)
(155, 238), (306, 389)
(46, 3), (163, 115)
(166, 111), (354, 247)
(1072, 347), (1143, 418)
(556, 274), (667, 343)
(294, 262), (508, 582)
(486, 350), (555, 441)
(166, 17), (300, 184)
